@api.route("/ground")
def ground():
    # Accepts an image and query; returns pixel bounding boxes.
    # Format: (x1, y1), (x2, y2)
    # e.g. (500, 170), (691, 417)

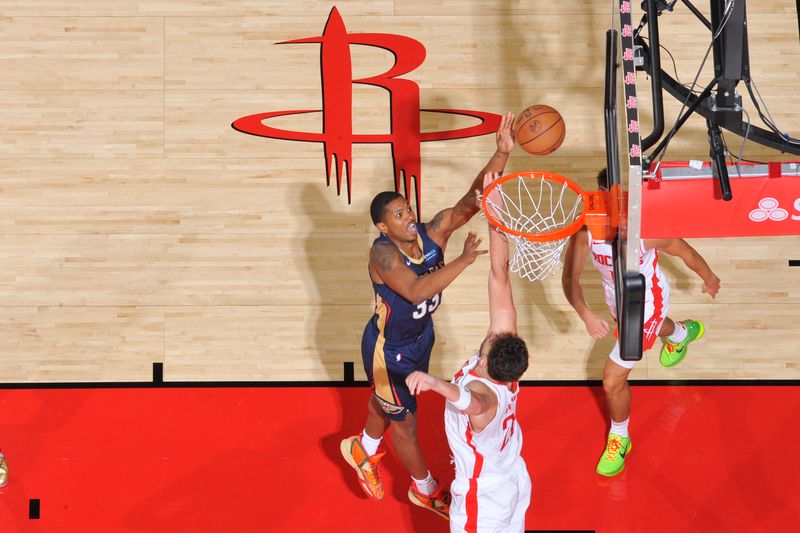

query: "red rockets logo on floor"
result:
(232, 6), (501, 218)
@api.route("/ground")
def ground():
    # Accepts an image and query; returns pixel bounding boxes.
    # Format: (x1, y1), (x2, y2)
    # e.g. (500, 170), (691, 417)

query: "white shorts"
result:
(449, 460), (531, 533)
(604, 282), (670, 369)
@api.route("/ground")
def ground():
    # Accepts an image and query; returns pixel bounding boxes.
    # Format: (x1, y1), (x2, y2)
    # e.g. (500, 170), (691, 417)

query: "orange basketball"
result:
(515, 104), (565, 156)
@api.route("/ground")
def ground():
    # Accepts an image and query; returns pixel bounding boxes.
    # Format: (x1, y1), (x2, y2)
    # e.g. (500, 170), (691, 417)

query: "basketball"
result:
(515, 104), (565, 155)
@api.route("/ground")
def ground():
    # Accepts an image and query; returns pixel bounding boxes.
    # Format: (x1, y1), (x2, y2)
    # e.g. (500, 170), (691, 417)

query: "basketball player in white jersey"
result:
(562, 168), (720, 477)
(406, 172), (531, 532)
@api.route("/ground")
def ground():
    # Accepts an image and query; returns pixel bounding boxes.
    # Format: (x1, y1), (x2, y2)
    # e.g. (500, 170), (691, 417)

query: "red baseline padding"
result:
(642, 160), (800, 238)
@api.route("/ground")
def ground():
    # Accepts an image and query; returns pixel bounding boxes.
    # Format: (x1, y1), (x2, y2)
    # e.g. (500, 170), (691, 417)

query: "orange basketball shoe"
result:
(340, 435), (385, 500)
(408, 479), (451, 520)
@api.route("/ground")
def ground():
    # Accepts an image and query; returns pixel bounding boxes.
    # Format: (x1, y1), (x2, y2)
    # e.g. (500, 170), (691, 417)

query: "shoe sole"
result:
(596, 441), (632, 477)
(340, 439), (382, 501)
(407, 488), (449, 520)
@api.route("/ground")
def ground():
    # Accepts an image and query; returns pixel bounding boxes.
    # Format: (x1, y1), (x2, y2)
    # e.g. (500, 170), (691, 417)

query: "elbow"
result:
(408, 289), (429, 306)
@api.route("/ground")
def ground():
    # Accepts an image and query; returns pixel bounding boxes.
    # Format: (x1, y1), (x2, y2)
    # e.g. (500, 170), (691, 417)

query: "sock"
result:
(610, 417), (630, 439)
(668, 322), (688, 344)
(412, 471), (437, 496)
(361, 431), (382, 457)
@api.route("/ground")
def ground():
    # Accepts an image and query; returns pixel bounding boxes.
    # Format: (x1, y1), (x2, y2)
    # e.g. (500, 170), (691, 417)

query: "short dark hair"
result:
(370, 191), (404, 225)
(486, 332), (529, 382)
(596, 168), (608, 189)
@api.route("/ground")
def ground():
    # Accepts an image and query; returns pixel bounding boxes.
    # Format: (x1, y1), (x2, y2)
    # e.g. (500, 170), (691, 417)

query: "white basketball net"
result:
(483, 173), (585, 281)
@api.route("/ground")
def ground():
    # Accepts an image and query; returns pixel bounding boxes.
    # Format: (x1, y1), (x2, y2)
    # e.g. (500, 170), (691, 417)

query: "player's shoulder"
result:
(369, 240), (401, 270)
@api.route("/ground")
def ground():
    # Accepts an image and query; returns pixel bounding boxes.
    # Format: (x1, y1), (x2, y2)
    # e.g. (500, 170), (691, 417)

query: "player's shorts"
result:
(361, 320), (435, 421)
(604, 281), (670, 370)
(449, 459), (531, 533)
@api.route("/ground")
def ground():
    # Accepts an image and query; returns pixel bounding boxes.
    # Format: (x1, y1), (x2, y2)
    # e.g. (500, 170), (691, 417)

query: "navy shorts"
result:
(361, 321), (435, 421)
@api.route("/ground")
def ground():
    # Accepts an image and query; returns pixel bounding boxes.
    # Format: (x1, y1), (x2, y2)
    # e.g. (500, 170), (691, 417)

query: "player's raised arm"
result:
(562, 228), (610, 339)
(370, 231), (486, 305)
(425, 113), (515, 244)
(482, 172), (517, 336)
(644, 238), (721, 298)
(405, 371), (497, 417)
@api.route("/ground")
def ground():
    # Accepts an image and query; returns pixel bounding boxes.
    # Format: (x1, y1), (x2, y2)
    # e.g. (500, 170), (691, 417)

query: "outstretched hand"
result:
(406, 371), (437, 396)
(496, 112), (515, 154)
(702, 274), (720, 298)
(582, 311), (610, 339)
(460, 231), (488, 263)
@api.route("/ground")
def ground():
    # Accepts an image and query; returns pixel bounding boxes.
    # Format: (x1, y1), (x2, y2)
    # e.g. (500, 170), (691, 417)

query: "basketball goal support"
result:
(605, 13), (646, 362)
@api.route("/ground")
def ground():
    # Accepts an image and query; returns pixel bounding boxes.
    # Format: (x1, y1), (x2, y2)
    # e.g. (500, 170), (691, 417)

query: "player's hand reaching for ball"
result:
(460, 231), (487, 264)
(702, 274), (720, 298)
(406, 371), (437, 396)
(474, 172), (503, 210)
(496, 112), (515, 154)
(581, 310), (610, 339)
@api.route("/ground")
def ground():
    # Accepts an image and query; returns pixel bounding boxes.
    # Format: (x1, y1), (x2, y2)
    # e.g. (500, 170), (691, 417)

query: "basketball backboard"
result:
(603, 0), (645, 361)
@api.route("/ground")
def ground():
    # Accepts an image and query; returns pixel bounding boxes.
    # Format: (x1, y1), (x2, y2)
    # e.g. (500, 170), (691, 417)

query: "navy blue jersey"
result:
(366, 223), (445, 345)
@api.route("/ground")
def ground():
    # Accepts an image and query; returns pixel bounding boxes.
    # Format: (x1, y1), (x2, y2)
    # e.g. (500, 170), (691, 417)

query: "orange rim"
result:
(481, 170), (590, 243)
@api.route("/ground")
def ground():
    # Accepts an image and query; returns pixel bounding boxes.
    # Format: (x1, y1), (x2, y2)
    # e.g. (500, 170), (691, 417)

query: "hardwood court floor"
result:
(0, 383), (798, 532)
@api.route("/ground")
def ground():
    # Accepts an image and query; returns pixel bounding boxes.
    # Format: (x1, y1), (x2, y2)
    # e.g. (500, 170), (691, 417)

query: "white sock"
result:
(361, 431), (382, 457)
(610, 417), (630, 438)
(412, 471), (437, 496)
(667, 322), (688, 344)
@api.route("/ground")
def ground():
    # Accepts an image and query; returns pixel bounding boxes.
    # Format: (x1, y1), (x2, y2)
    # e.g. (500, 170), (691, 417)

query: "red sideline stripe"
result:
(465, 426), (484, 533)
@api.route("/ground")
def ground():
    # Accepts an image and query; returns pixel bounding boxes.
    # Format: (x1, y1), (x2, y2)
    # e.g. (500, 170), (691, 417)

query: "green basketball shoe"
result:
(596, 433), (632, 477)
(660, 320), (705, 368)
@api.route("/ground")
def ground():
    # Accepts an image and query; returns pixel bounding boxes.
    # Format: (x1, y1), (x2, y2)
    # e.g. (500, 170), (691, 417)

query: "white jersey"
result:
(586, 228), (670, 353)
(586, 228), (668, 311)
(444, 354), (523, 482)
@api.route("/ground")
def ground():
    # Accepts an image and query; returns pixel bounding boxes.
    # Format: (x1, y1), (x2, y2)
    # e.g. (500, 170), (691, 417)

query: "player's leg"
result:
(402, 324), (450, 519)
(597, 349), (634, 476)
(340, 323), (390, 500)
(390, 411), (426, 478)
(397, 415), (451, 519)
(365, 393), (390, 441)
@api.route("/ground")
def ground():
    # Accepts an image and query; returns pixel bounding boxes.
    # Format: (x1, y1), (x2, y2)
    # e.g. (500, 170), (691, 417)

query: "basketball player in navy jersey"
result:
(341, 113), (516, 518)
(562, 168), (720, 477)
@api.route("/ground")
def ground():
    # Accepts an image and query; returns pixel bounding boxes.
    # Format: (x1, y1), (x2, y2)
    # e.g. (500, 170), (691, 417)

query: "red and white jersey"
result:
(445, 354), (523, 482)
(585, 228), (668, 309)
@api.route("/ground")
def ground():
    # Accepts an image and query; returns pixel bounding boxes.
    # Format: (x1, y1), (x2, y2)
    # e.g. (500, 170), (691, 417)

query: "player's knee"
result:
(603, 373), (627, 396)
(390, 416), (418, 441)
